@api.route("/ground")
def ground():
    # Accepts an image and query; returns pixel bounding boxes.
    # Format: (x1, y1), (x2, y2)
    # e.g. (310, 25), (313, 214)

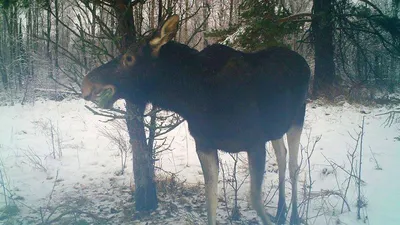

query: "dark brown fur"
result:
(82, 15), (310, 225)
(83, 42), (309, 151)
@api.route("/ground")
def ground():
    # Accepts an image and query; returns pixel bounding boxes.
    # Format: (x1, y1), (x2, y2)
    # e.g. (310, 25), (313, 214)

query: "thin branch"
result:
(84, 105), (125, 121)
(278, 12), (313, 24)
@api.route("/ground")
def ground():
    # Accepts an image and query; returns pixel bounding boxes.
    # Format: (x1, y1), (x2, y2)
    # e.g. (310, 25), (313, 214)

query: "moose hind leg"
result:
(247, 148), (273, 225)
(196, 149), (219, 225)
(287, 125), (303, 225)
(271, 138), (288, 224)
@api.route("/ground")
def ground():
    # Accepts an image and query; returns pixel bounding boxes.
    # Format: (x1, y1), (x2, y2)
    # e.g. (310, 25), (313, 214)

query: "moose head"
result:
(81, 15), (180, 109)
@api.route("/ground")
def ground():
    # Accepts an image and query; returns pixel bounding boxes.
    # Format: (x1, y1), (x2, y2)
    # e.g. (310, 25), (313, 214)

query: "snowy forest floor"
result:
(0, 95), (399, 225)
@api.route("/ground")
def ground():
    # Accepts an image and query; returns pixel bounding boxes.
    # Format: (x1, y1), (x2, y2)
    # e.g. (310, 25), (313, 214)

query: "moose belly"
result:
(187, 120), (276, 153)
(186, 112), (291, 152)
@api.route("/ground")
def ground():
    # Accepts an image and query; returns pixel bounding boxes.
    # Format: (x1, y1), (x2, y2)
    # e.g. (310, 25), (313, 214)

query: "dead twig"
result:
(375, 109), (400, 127)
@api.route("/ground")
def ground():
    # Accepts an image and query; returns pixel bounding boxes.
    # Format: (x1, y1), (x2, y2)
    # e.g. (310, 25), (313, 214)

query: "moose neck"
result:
(143, 42), (208, 119)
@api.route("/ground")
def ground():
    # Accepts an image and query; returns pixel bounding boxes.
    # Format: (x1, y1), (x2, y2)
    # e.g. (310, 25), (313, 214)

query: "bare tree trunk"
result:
(135, 3), (143, 35)
(54, 0), (60, 97)
(126, 102), (158, 211)
(311, 0), (336, 98)
(54, 0), (59, 69)
(46, 0), (53, 79)
(229, 0), (234, 26)
(236, 0), (241, 23)
(1, 9), (9, 89)
(183, 0), (188, 42)
(114, 0), (158, 211)
(9, 6), (21, 91)
(158, 0), (162, 25)
(8, 7), (15, 90)
(203, 0), (209, 47)
(77, 15), (88, 69)
(92, 3), (96, 38)
(218, 0), (224, 28)
(392, 0), (399, 87)
(374, 54), (382, 85)
(33, 1), (39, 77)
(150, 0), (155, 29)
(27, 5), (33, 78)
(17, 18), (23, 88)
(167, 0), (172, 13)
(21, 5), (34, 105)
(91, 3), (96, 68)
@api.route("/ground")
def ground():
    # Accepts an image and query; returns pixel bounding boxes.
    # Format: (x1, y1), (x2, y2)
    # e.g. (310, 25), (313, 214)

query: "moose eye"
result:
(122, 54), (135, 67)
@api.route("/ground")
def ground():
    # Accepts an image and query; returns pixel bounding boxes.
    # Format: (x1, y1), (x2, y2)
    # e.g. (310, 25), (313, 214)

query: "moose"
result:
(81, 15), (310, 225)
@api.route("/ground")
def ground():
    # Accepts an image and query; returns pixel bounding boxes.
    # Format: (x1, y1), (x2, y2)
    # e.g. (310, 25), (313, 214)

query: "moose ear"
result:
(149, 15), (179, 56)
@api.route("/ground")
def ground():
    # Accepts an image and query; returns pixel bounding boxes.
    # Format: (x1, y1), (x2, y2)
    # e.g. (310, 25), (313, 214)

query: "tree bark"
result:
(54, 0), (59, 70)
(158, 0), (162, 25)
(1, 9), (9, 89)
(46, 0), (53, 79)
(203, 0), (209, 47)
(115, 0), (136, 52)
(114, 0), (158, 211)
(126, 102), (158, 211)
(311, 0), (336, 98)
(150, 0), (155, 29)
(17, 18), (23, 88)
(229, 0), (234, 26)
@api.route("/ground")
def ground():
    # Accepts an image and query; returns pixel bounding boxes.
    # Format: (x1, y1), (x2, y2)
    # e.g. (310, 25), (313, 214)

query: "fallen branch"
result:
(376, 109), (400, 127)
(34, 88), (78, 95)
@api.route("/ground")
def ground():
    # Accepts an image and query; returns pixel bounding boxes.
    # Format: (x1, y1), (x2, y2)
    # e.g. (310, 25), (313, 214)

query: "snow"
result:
(0, 97), (399, 224)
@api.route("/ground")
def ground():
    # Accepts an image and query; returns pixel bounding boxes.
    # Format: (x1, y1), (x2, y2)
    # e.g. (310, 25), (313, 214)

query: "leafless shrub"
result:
(100, 120), (130, 175)
(33, 170), (104, 224)
(0, 154), (36, 222)
(33, 119), (63, 159)
(356, 117), (365, 221)
(315, 117), (369, 223)
(155, 172), (186, 197)
(368, 147), (382, 171)
(219, 158), (232, 223)
(0, 157), (13, 209)
(347, 84), (377, 105)
(22, 147), (48, 172)
(303, 133), (321, 224)
(262, 180), (279, 209)
(219, 153), (249, 222)
(38, 199), (107, 225)
(296, 128), (361, 225)
(144, 107), (185, 157)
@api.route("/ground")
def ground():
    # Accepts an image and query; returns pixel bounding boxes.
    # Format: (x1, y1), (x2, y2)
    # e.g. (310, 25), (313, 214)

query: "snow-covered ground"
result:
(0, 97), (399, 225)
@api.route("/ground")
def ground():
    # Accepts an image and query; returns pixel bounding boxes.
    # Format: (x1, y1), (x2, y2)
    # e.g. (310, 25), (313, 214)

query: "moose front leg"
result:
(196, 148), (219, 225)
